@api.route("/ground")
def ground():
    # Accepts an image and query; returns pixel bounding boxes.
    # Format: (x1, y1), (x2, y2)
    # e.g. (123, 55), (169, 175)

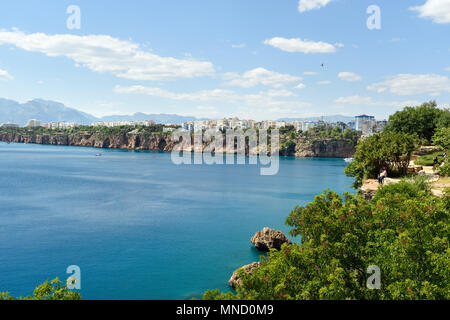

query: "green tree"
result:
(433, 127), (450, 151)
(0, 278), (81, 300)
(386, 101), (449, 143)
(345, 131), (416, 187)
(203, 183), (450, 300)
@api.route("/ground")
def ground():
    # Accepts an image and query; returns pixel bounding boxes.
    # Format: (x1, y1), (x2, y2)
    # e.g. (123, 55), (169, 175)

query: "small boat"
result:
(344, 158), (354, 163)
(95, 154), (102, 157)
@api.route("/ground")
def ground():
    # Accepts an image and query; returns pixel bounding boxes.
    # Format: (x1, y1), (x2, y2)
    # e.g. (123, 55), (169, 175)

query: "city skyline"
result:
(0, 1), (449, 121)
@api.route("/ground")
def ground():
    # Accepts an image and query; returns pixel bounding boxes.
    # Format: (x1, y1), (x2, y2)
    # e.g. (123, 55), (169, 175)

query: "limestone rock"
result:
(228, 262), (260, 289)
(251, 227), (292, 252)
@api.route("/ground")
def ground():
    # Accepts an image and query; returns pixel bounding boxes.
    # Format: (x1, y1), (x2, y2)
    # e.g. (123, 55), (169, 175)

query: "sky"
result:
(0, 0), (449, 121)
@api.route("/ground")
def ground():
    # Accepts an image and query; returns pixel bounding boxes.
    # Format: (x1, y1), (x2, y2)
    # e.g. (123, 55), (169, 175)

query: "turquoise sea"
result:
(0, 142), (354, 300)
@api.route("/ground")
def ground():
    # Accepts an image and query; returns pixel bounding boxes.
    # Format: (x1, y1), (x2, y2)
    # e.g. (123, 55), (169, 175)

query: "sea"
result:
(0, 142), (354, 300)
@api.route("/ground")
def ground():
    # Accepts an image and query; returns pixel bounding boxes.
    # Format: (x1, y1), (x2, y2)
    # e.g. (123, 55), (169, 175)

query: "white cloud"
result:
(222, 68), (302, 88)
(445, 67), (450, 71)
(0, 69), (13, 81)
(317, 80), (331, 85)
(295, 83), (306, 89)
(368, 74), (450, 96)
(410, 0), (450, 24)
(231, 44), (246, 48)
(114, 86), (237, 102)
(303, 71), (318, 75)
(0, 29), (214, 81)
(334, 95), (422, 108)
(335, 96), (373, 105)
(263, 37), (337, 54)
(338, 72), (362, 82)
(298, 0), (333, 13)
(114, 85), (311, 110)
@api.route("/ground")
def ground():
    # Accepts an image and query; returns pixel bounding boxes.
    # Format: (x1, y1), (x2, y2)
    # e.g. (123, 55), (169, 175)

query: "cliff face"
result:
(0, 132), (177, 152)
(0, 132), (355, 158)
(295, 138), (355, 158)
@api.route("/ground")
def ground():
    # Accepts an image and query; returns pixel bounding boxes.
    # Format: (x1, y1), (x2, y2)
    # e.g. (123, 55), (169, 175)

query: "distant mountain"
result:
(0, 98), (98, 126)
(0, 97), (356, 126)
(278, 115), (355, 123)
(100, 113), (202, 124)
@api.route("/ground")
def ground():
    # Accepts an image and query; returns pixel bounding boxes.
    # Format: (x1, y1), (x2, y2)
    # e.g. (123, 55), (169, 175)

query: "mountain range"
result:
(0, 98), (355, 126)
(0, 98), (201, 125)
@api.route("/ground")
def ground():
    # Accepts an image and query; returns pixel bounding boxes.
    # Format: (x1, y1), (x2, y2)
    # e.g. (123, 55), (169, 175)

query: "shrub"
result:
(372, 176), (430, 202)
(0, 278), (81, 300)
(438, 159), (450, 177)
(345, 131), (417, 187)
(386, 101), (450, 143)
(204, 184), (450, 300)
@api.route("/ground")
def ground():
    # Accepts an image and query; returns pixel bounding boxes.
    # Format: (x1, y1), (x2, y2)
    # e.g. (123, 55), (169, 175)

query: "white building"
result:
(25, 119), (41, 127)
(355, 115), (376, 135)
(1, 122), (19, 128)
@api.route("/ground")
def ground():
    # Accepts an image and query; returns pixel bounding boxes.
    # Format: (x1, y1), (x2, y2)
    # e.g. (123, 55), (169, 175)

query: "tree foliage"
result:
(203, 182), (449, 300)
(433, 127), (450, 151)
(0, 278), (81, 300)
(345, 131), (416, 187)
(386, 101), (449, 143)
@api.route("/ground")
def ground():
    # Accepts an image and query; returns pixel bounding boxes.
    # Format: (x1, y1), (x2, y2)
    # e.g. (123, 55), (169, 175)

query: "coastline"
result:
(0, 131), (356, 158)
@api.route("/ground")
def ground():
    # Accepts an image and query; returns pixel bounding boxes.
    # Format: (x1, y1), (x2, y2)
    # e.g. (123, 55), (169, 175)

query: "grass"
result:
(414, 151), (444, 166)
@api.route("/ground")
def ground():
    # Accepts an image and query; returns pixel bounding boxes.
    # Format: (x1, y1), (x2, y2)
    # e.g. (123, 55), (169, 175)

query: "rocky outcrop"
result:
(251, 227), (292, 252)
(228, 262), (260, 289)
(295, 138), (355, 158)
(0, 131), (355, 158)
(0, 132), (178, 152)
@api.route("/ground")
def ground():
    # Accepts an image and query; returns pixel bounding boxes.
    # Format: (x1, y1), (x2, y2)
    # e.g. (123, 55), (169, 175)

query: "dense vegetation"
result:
(278, 125), (359, 155)
(345, 102), (450, 186)
(385, 101), (450, 143)
(204, 179), (449, 300)
(345, 131), (417, 187)
(204, 101), (449, 301)
(303, 125), (359, 145)
(0, 124), (168, 137)
(0, 278), (81, 300)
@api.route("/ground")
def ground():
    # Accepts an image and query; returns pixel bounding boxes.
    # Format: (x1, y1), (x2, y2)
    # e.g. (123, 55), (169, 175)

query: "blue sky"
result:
(0, 0), (449, 120)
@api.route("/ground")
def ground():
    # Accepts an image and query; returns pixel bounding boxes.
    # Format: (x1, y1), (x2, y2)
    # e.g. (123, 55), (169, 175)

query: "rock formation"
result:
(250, 227), (292, 252)
(295, 138), (355, 158)
(228, 262), (260, 289)
(0, 131), (356, 158)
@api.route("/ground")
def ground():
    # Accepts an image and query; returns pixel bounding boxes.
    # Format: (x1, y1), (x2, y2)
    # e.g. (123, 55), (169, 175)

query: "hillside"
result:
(0, 98), (97, 125)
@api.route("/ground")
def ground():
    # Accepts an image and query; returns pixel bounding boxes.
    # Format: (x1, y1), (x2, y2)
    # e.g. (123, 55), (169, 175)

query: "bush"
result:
(203, 183), (450, 300)
(345, 131), (417, 187)
(0, 278), (81, 300)
(372, 176), (430, 202)
(433, 127), (450, 151)
(438, 159), (450, 177)
(386, 101), (450, 143)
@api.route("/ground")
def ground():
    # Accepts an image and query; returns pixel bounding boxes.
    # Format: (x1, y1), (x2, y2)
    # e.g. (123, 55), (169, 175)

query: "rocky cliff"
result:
(0, 131), (355, 158)
(294, 138), (355, 158)
(0, 132), (177, 152)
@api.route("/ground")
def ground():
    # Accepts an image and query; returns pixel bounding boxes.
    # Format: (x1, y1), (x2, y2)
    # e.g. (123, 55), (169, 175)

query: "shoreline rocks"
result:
(251, 227), (292, 252)
(0, 132), (355, 158)
(228, 262), (260, 289)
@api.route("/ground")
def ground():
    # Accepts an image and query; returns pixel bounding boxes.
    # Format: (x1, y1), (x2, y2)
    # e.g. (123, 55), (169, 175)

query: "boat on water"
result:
(95, 154), (102, 157)
(344, 158), (354, 163)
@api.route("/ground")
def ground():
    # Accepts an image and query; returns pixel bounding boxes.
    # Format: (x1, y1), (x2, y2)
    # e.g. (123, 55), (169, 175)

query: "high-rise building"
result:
(25, 119), (41, 127)
(355, 115), (375, 135)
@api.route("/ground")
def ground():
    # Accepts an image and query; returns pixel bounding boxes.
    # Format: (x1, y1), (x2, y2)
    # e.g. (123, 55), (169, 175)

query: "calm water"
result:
(0, 142), (353, 300)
